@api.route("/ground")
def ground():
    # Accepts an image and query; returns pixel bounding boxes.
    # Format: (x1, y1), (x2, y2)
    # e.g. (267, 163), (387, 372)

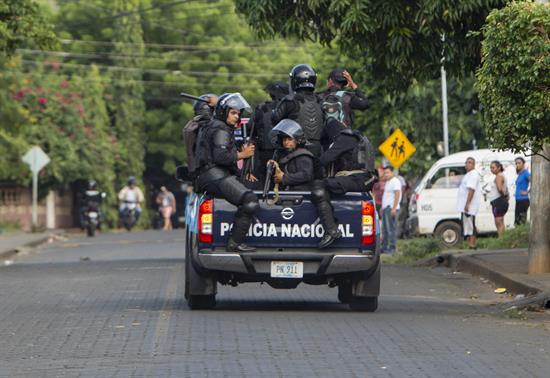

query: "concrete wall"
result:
(0, 186), (73, 231)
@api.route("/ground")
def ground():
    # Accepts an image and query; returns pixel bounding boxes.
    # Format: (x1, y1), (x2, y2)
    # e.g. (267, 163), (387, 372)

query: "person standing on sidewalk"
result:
(488, 160), (509, 237)
(381, 166), (401, 254)
(156, 186), (176, 231)
(514, 157), (530, 225)
(456, 157), (482, 249)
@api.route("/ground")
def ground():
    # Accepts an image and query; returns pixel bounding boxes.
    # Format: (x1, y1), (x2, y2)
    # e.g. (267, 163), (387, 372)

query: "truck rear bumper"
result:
(196, 248), (378, 276)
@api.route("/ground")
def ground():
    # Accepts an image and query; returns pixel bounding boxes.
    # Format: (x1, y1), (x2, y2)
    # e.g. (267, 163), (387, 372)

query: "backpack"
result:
(182, 118), (200, 176)
(320, 90), (353, 127)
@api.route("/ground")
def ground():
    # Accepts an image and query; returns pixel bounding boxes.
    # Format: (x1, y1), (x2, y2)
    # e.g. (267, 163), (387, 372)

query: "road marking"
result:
(152, 264), (182, 356)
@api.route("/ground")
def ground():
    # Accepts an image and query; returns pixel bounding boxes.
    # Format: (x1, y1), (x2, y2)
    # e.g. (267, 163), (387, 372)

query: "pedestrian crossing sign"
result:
(378, 128), (416, 169)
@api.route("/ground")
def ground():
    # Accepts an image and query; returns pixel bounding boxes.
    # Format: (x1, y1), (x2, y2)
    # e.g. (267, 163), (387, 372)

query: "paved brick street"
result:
(0, 230), (548, 377)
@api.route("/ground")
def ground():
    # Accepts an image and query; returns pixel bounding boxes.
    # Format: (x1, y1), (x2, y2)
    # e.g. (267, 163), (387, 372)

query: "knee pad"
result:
(311, 180), (329, 203)
(241, 192), (259, 215)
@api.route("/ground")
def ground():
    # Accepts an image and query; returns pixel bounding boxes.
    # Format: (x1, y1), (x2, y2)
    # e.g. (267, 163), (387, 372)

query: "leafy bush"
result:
(0, 220), (21, 234)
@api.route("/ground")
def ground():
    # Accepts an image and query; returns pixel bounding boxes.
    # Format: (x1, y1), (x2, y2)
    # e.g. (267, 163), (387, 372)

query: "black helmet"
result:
(265, 82), (289, 101)
(88, 180), (97, 190)
(127, 176), (136, 185)
(289, 64), (317, 92)
(214, 92), (251, 121)
(193, 93), (216, 118)
(269, 119), (306, 148)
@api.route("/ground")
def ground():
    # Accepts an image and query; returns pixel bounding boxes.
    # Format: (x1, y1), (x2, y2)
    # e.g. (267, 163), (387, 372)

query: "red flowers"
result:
(38, 97), (47, 105)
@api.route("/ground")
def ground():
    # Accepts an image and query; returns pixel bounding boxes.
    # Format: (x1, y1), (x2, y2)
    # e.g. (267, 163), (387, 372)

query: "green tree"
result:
(110, 0), (146, 188)
(235, 0), (508, 90)
(476, 1), (550, 273)
(0, 0), (57, 56)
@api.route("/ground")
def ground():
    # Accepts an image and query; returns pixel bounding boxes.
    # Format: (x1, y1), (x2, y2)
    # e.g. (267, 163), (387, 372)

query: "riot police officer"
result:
(195, 93), (259, 252)
(249, 82), (290, 177)
(272, 64), (324, 157)
(268, 120), (339, 249)
(268, 119), (316, 191)
(319, 117), (377, 194)
(317, 68), (369, 128)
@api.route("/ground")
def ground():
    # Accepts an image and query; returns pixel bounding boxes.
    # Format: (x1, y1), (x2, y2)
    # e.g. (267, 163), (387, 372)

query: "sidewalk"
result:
(432, 248), (550, 308)
(0, 230), (64, 261)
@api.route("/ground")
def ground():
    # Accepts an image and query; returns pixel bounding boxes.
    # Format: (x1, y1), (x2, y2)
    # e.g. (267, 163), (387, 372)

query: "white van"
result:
(406, 149), (530, 247)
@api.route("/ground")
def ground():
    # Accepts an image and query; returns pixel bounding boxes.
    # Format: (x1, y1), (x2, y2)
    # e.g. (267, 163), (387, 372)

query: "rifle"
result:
(262, 150), (278, 201)
(179, 92), (209, 102)
(241, 117), (256, 183)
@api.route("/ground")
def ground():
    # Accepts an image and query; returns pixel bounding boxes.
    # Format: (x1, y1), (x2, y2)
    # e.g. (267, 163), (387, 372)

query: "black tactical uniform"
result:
(272, 64), (324, 157)
(244, 82), (289, 188)
(269, 120), (339, 249)
(320, 119), (377, 194)
(195, 93), (259, 253)
(317, 68), (369, 128)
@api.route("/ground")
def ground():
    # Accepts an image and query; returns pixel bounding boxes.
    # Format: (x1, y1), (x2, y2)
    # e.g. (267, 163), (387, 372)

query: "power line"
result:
(20, 59), (286, 78)
(16, 48), (294, 69)
(59, 38), (314, 52)
(5, 68), (243, 91)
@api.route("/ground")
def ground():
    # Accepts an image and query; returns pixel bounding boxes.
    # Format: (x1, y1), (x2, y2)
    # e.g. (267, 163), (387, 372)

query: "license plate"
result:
(270, 261), (303, 278)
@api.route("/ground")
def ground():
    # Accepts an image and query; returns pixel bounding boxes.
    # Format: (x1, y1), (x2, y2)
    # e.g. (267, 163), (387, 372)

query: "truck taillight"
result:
(361, 200), (375, 245)
(198, 199), (213, 243)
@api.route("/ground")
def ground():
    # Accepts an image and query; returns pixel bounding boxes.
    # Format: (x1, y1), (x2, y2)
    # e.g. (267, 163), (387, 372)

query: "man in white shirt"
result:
(381, 166), (402, 254)
(456, 157), (482, 249)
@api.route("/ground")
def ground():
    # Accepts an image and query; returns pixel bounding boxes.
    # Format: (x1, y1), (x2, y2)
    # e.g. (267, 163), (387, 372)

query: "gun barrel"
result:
(179, 92), (208, 102)
(262, 163), (274, 199)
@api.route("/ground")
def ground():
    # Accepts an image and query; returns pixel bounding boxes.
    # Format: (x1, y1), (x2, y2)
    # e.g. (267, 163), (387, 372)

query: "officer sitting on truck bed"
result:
(318, 95), (377, 195)
(267, 119), (342, 249)
(195, 93), (259, 253)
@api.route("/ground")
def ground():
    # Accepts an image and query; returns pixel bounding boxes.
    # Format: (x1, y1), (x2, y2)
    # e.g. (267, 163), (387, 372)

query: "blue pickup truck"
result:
(184, 189), (380, 311)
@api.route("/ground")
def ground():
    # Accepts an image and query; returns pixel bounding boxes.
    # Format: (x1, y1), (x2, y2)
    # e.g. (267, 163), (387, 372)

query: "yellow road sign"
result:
(379, 128), (416, 169)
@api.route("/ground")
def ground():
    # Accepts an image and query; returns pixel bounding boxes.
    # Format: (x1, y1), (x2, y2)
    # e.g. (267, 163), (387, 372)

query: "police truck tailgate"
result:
(209, 191), (375, 250)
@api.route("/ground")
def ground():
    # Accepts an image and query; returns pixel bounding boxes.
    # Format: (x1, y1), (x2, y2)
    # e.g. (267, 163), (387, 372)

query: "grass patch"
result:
(383, 237), (442, 264)
(0, 221), (21, 234)
(384, 224), (531, 264)
(474, 223), (529, 250)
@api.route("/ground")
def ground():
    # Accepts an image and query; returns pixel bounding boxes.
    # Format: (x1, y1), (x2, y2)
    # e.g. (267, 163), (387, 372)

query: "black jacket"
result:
(196, 119), (239, 183)
(278, 148), (315, 191)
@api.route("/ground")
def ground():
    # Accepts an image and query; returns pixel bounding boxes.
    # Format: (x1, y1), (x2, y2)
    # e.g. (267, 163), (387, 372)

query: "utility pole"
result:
(440, 34), (449, 157)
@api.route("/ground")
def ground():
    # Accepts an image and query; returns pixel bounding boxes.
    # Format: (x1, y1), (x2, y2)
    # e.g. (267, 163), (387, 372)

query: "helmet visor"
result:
(269, 119), (303, 147)
(219, 92), (251, 113)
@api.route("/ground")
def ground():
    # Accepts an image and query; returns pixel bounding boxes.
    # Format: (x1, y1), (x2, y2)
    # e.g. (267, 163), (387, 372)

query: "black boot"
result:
(318, 229), (342, 249)
(226, 238), (256, 252)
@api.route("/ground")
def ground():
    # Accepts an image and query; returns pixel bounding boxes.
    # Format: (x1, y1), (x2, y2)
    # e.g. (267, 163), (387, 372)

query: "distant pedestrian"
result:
(514, 157), (530, 225)
(156, 186), (176, 231)
(456, 157), (482, 249)
(381, 166), (401, 254)
(372, 165), (386, 216)
(488, 161), (509, 237)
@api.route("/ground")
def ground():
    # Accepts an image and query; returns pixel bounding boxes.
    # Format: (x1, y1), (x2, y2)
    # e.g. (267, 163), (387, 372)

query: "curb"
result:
(416, 250), (550, 308)
(446, 253), (541, 296)
(0, 231), (65, 262)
